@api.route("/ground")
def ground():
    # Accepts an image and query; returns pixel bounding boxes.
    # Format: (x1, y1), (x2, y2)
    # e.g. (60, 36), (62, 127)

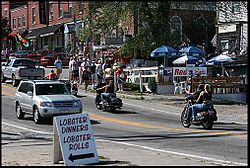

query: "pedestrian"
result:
(68, 57), (74, 81)
(90, 60), (96, 89)
(46, 69), (58, 80)
(80, 58), (92, 92)
(116, 66), (126, 92)
(70, 57), (79, 83)
(95, 59), (103, 85)
(54, 56), (62, 78)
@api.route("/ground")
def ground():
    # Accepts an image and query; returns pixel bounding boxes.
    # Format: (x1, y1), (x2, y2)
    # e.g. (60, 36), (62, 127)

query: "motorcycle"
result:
(94, 82), (123, 112)
(181, 96), (218, 129)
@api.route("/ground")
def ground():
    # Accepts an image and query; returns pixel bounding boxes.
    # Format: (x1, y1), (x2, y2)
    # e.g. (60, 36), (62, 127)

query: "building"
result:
(214, 1), (248, 77)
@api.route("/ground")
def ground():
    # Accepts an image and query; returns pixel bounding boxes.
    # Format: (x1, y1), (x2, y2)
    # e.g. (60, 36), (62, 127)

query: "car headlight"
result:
(40, 102), (53, 107)
(73, 100), (81, 107)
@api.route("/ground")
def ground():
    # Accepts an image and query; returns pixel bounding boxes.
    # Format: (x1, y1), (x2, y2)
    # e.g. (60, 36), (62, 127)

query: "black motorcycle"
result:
(94, 83), (122, 112)
(181, 97), (218, 129)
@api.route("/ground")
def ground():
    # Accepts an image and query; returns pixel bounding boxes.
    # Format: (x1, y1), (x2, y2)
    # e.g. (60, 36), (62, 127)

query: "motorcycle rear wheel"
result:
(202, 117), (214, 129)
(181, 106), (191, 128)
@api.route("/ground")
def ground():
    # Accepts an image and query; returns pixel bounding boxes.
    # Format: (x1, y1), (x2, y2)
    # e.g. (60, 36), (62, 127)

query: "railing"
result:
(123, 66), (160, 92)
(189, 76), (247, 94)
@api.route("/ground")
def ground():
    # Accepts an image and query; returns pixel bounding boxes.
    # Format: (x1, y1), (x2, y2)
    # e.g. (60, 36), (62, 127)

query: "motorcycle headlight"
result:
(40, 102), (53, 107)
(73, 100), (81, 107)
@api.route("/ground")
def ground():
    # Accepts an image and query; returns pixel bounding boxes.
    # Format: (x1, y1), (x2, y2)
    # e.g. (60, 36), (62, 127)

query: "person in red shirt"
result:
(116, 66), (126, 92)
(46, 69), (58, 80)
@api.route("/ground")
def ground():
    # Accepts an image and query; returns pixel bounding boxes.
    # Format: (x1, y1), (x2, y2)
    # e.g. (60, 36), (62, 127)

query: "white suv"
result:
(15, 80), (83, 124)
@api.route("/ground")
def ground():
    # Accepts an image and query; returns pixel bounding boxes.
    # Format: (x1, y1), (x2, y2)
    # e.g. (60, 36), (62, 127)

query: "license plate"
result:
(61, 109), (69, 113)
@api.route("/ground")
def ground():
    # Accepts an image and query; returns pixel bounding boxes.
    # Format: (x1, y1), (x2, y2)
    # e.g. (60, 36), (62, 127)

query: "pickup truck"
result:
(1, 58), (45, 86)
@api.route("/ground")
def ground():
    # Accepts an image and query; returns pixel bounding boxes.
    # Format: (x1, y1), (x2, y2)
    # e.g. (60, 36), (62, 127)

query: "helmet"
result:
(51, 69), (54, 73)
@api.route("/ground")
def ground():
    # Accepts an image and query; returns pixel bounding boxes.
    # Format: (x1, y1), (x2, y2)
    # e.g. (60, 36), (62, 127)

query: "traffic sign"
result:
(53, 113), (99, 166)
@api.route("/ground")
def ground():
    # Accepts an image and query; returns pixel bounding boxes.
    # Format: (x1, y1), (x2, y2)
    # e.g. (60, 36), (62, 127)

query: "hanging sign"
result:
(173, 67), (207, 77)
(53, 113), (99, 166)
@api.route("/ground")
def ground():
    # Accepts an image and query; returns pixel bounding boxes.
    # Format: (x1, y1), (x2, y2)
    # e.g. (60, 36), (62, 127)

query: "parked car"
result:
(15, 80), (83, 124)
(26, 51), (43, 62)
(40, 52), (70, 67)
(9, 50), (32, 58)
(1, 58), (45, 86)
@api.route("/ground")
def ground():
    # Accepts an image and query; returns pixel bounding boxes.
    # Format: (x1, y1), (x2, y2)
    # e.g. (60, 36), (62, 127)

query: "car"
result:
(15, 80), (83, 124)
(10, 50), (32, 58)
(26, 51), (43, 62)
(40, 52), (70, 67)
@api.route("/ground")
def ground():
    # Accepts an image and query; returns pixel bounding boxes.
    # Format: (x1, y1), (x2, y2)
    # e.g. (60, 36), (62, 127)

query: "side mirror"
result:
(27, 91), (33, 96)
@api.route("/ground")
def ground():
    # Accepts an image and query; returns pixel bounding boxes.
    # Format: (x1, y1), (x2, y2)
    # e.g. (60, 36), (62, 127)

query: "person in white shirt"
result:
(54, 56), (62, 78)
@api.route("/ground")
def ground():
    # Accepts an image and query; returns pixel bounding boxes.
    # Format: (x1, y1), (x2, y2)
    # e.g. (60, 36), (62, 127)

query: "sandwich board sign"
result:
(53, 113), (99, 166)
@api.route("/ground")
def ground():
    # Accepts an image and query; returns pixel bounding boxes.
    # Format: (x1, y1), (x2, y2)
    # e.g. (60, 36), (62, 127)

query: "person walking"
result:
(116, 66), (126, 92)
(54, 56), (62, 78)
(80, 58), (92, 92)
(69, 57), (79, 83)
(95, 59), (103, 85)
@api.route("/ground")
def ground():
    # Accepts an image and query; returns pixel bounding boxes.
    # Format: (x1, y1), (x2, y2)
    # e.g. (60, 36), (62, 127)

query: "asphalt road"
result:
(1, 81), (247, 166)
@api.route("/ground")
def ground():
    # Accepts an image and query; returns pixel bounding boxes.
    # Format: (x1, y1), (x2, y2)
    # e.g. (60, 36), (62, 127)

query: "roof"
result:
(27, 24), (64, 39)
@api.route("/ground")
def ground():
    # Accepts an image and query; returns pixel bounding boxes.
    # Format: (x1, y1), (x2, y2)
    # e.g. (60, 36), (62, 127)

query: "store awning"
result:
(26, 24), (64, 39)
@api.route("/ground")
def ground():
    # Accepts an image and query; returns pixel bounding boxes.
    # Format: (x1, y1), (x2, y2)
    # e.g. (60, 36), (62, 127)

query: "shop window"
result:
(58, 1), (63, 18)
(49, 2), (54, 20)
(32, 8), (36, 24)
(232, 2), (240, 13)
(221, 40), (229, 51)
(18, 16), (21, 29)
(44, 36), (48, 46)
(68, 1), (72, 14)
(170, 16), (182, 34)
(13, 17), (16, 30)
(22, 16), (25, 28)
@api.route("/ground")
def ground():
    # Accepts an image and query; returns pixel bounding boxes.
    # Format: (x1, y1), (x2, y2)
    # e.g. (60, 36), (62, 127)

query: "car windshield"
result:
(13, 60), (36, 66)
(36, 84), (70, 95)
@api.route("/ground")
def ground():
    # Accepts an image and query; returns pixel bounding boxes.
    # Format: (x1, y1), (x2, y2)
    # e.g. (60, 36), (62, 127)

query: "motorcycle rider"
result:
(188, 84), (213, 121)
(96, 78), (114, 104)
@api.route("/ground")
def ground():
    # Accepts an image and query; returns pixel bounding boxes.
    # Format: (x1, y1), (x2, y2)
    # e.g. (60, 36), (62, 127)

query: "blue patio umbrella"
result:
(206, 54), (234, 76)
(150, 45), (179, 67)
(179, 46), (204, 57)
(206, 54), (234, 65)
(150, 45), (179, 58)
(172, 55), (204, 65)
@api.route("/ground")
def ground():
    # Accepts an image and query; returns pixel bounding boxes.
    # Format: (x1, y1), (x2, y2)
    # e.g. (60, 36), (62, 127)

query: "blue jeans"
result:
(101, 93), (114, 101)
(188, 103), (212, 120)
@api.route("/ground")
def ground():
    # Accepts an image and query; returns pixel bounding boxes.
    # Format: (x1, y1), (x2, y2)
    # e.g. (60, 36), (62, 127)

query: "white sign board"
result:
(218, 24), (237, 34)
(54, 113), (99, 166)
(173, 67), (207, 77)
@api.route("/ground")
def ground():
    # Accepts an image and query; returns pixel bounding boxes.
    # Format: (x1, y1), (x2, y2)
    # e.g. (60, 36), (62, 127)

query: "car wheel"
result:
(33, 107), (43, 124)
(16, 102), (25, 119)
(12, 75), (19, 87)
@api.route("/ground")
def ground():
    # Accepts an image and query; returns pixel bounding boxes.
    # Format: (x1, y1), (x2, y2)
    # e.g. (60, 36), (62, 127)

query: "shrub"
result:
(148, 78), (157, 93)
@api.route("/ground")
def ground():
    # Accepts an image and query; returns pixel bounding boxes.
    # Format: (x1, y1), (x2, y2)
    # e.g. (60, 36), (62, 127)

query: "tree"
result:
(1, 17), (11, 39)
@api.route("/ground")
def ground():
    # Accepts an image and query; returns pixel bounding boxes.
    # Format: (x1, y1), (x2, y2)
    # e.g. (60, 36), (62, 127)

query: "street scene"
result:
(1, 1), (248, 166)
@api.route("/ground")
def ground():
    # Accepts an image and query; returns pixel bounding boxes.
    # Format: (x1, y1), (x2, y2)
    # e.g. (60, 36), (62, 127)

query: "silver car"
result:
(15, 80), (83, 124)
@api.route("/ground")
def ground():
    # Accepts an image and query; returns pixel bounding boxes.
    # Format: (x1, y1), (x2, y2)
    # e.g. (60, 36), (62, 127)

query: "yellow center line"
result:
(89, 113), (247, 138)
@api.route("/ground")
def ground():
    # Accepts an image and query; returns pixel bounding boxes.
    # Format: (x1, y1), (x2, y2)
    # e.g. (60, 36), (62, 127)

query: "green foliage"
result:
(148, 78), (157, 93)
(124, 82), (146, 92)
(1, 17), (11, 38)
(88, 1), (182, 59)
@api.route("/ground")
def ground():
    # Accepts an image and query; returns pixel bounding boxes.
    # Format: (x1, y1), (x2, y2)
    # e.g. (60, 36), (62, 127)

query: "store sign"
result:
(173, 67), (207, 77)
(53, 113), (99, 166)
(218, 25), (237, 34)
